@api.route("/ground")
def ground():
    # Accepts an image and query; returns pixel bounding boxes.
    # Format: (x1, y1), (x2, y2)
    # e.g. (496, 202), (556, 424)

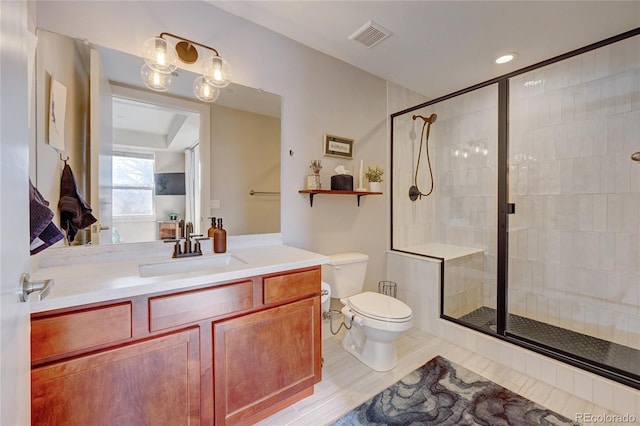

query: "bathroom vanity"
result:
(29, 241), (328, 425)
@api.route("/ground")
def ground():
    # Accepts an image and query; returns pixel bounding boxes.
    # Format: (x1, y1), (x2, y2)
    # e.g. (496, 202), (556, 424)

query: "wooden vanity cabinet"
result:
(30, 265), (322, 426)
(214, 297), (321, 426)
(32, 328), (201, 426)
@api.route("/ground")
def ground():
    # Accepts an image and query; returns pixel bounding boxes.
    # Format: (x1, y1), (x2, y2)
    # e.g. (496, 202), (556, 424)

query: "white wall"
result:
(35, 0), (391, 286)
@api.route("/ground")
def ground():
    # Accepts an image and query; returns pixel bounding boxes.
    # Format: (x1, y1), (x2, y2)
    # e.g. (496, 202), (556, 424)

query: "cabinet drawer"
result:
(263, 267), (320, 305)
(149, 281), (253, 332)
(31, 303), (132, 363)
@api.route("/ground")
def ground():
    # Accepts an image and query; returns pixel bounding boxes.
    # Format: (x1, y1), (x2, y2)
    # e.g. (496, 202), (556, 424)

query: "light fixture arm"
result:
(159, 32), (220, 64)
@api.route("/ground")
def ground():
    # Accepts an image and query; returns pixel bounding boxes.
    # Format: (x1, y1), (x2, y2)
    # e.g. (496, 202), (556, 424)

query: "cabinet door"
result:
(214, 297), (321, 425)
(32, 328), (200, 426)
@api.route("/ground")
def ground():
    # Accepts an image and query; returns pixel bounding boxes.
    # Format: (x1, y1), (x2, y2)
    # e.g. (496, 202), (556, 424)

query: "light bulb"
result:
(140, 64), (172, 92)
(156, 50), (166, 67)
(203, 56), (232, 88)
(494, 52), (517, 64)
(142, 37), (177, 74)
(193, 75), (221, 102)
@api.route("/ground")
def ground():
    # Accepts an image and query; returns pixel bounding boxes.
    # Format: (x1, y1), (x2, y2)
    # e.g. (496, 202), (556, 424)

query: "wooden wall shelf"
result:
(298, 189), (382, 207)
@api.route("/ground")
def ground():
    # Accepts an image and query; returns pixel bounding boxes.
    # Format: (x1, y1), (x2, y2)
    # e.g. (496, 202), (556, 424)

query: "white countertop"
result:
(29, 243), (330, 313)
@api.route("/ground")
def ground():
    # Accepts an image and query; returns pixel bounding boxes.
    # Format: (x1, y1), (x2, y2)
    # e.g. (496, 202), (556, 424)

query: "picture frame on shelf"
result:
(323, 134), (354, 159)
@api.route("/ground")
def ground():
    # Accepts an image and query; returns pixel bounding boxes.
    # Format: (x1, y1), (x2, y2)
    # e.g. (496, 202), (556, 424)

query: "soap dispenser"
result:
(207, 217), (217, 238)
(207, 217), (217, 253)
(214, 218), (227, 253)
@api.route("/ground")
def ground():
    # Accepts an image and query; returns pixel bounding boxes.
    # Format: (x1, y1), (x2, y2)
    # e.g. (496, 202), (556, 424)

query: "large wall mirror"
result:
(32, 29), (281, 247)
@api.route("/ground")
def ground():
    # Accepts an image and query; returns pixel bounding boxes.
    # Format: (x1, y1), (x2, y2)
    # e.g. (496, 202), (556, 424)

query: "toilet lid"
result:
(346, 292), (412, 322)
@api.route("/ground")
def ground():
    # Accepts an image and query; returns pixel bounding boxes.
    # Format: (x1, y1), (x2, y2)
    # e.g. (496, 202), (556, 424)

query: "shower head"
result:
(412, 113), (437, 124)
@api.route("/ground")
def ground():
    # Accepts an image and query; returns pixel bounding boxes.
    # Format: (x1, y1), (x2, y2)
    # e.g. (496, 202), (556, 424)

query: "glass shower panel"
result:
(507, 35), (640, 378)
(391, 84), (499, 329)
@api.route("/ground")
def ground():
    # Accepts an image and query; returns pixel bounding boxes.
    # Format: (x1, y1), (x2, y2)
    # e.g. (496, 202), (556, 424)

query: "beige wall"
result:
(210, 105), (280, 235)
(32, 29), (90, 244)
(35, 0), (396, 287)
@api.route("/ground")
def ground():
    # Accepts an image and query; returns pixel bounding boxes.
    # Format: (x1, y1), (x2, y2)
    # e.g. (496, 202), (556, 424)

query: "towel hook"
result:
(59, 153), (69, 164)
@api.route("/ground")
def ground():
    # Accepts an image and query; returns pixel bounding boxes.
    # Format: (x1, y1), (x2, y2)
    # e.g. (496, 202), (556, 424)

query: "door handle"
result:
(20, 273), (54, 302)
(632, 152), (640, 162)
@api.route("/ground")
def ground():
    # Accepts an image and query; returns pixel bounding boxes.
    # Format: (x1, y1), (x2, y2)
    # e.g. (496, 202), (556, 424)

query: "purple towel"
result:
(58, 164), (97, 243)
(30, 179), (64, 254)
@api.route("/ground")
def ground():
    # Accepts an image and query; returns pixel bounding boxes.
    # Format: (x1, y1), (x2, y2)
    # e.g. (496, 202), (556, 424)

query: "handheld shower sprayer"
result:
(409, 113), (437, 201)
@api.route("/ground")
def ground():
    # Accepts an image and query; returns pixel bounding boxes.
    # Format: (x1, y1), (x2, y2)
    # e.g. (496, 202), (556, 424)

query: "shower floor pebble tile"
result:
(255, 327), (629, 425)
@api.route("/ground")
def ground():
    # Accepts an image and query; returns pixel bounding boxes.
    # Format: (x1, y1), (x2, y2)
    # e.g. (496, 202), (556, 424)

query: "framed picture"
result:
(324, 134), (354, 159)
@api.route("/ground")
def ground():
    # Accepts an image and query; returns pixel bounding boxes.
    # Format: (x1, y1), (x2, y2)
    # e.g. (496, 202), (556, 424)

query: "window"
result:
(112, 151), (155, 217)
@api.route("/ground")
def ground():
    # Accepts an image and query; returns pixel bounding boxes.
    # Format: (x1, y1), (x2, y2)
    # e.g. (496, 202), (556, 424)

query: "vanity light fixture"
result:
(141, 32), (231, 102)
(494, 52), (517, 64)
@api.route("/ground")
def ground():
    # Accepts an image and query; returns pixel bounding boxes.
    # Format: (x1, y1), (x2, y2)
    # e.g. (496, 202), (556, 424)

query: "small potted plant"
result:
(307, 160), (322, 189)
(365, 166), (383, 192)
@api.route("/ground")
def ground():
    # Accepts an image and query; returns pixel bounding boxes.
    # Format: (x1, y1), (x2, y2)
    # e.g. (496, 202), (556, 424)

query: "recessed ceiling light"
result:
(494, 53), (517, 64)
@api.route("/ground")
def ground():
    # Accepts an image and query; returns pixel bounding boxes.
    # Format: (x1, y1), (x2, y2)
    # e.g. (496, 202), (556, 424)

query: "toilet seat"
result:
(345, 292), (412, 323)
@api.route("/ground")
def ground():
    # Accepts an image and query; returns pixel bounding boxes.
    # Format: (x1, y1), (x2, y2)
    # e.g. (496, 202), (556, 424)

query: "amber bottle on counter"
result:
(207, 217), (217, 238)
(207, 217), (217, 253)
(213, 218), (227, 253)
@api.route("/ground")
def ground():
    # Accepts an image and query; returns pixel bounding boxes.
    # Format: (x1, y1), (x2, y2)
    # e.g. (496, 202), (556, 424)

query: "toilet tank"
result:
(322, 252), (369, 299)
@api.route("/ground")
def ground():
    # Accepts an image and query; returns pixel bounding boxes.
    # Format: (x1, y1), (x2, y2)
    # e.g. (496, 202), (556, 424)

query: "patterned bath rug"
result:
(330, 355), (578, 426)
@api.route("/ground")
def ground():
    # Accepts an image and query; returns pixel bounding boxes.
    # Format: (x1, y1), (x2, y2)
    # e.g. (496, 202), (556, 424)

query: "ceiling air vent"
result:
(348, 20), (392, 49)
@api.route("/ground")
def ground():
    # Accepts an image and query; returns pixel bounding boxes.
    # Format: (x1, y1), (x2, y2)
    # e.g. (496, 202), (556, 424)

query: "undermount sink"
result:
(139, 253), (248, 278)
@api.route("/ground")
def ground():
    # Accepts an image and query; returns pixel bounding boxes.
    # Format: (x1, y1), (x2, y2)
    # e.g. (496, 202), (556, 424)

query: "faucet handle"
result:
(166, 239), (182, 258)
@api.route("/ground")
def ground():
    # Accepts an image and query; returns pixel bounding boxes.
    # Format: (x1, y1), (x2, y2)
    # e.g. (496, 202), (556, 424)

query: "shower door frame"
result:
(389, 27), (640, 390)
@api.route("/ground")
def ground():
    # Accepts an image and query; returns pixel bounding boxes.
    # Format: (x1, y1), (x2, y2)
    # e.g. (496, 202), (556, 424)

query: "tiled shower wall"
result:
(392, 85), (498, 311)
(508, 35), (640, 349)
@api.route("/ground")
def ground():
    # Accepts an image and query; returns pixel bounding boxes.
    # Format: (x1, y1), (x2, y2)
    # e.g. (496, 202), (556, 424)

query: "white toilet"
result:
(322, 253), (413, 371)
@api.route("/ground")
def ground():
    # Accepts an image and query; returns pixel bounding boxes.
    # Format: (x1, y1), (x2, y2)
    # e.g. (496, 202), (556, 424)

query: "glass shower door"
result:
(506, 34), (640, 379)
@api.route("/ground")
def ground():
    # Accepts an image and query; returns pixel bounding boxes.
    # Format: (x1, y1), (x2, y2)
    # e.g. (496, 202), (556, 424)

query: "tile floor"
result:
(256, 327), (631, 425)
